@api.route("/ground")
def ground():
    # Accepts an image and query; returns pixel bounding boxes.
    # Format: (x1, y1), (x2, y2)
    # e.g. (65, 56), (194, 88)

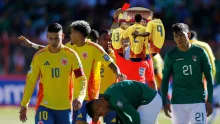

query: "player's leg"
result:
(55, 109), (72, 124)
(171, 104), (189, 124)
(35, 106), (54, 124)
(137, 93), (162, 124)
(188, 103), (206, 124)
(73, 100), (92, 124)
(103, 111), (116, 124)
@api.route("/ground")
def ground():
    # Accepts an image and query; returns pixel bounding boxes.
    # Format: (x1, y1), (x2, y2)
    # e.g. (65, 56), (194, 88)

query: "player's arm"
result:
(95, 45), (126, 80)
(72, 51), (87, 104)
(117, 104), (140, 124)
(161, 54), (173, 105)
(18, 36), (45, 50)
(21, 55), (40, 107)
(201, 50), (214, 103)
(133, 22), (152, 37)
(121, 27), (131, 40)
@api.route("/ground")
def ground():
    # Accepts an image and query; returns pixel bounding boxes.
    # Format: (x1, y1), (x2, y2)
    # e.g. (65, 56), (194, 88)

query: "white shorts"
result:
(171, 103), (206, 124)
(137, 93), (162, 124)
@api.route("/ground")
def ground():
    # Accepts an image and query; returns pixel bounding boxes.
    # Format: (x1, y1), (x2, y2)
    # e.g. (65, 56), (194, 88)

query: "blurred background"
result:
(0, 0), (219, 123)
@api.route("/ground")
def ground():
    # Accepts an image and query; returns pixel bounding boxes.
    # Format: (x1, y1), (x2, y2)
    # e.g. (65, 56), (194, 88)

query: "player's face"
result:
(95, 104), (110, 117)
(70, 28), (81, 44)
(98, 33), (111, 50)
(173, 31), (190, 48)
(47, 31), (64, 48)
(141, 20), (147, 26)
(121, 22), (127, 30)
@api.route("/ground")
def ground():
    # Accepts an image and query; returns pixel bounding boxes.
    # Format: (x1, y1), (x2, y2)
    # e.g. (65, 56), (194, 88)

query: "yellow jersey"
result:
(146, 19), (165, 53)
(111, 28), (125, 53)
(122, 23), (147, 58)
(190, 40), (216, 77)
(21, 45), (86, 110)
(100, 49), (117, 94)
(65, 40), (114, 100)
(153, 54), (164, 88)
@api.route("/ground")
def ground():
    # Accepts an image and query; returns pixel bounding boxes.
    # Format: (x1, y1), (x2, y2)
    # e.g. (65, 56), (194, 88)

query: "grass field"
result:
(0, 107), (219, 124)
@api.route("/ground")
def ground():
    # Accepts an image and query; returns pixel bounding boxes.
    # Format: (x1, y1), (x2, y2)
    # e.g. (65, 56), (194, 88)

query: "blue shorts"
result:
(99, 94), (116, 124)
(35, 105), (72, 124)
(72, 100), (92, 124)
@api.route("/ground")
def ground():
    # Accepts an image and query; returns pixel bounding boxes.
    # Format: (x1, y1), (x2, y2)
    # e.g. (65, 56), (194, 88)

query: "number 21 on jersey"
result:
(183, 65), (192, 75)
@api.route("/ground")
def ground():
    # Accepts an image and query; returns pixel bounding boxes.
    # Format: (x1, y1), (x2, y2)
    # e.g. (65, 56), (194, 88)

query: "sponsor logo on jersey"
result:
(176, 58), (184, 61)
(117, 101), (123, 108)
(61, 58), (68, 65)
(192, 55), (197, 61)
(139, 67), (145, 76)
(82, 52), (88, 59)
(38, 121), (44, 124)
(103, 54), (110, 61)
(44, 61), (50, 65)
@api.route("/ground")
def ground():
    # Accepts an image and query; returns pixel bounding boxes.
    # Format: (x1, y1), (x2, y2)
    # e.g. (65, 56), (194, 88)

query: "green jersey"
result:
(104, 80), (157, 124)
(215, 60), (220, 85)
(161, 45), (213, 105)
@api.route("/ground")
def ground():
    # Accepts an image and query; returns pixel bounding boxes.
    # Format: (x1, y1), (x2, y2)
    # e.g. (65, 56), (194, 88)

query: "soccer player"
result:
(161, 23), (214, 124)
(189, 30), (216, 78)
(132, 12), (165, 55)
(18, 20), (126, 124)
(86, 80), (162, 124)
(122, 14), (148, 62)
(19, 23), (87, 124)
(111, 21), (127, 57)
(98, 29), (117, 124)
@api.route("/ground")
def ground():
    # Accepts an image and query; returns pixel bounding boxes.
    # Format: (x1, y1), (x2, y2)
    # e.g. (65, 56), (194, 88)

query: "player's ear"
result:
(187, 31), (191, 39)
(62, 33), (65, 40)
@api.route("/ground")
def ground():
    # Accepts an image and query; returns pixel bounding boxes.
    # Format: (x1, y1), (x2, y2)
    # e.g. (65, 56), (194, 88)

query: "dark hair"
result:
(47, 23), (63, 32)
(189, 30), (197, 40)
(99, 29), (111, 36)
(141, 18), (147, 21)
(70, 20), (91, 37)
(88, 29), (99, 43)
(119, 21), (126, 27)
(134, 14), (142, 23)
(86, 100), (95, 118)
(172, 23), (189, 33)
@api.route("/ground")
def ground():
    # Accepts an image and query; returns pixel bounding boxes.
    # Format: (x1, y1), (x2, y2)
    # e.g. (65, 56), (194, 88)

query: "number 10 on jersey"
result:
(52, 68), (60, 78)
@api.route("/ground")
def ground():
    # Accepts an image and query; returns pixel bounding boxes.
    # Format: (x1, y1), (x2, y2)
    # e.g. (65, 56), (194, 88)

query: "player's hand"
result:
(164, 104), (172, 118)
(18, 36), (32, 47)
(72, 98), (83, 111)
(19, 106), (28, 123)
(132, 30), (139, 37)
(117, 73), (127, 81)
(206, 102), (213, 117)
(114, 8), (122, 19)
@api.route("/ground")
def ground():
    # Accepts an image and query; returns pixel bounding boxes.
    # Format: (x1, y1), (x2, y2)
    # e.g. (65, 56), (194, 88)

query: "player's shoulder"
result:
(34, 46), (48, 56)
(87, 40), (105, 53)
(166, 47), (178, 56)
(63, 46), (76, 54)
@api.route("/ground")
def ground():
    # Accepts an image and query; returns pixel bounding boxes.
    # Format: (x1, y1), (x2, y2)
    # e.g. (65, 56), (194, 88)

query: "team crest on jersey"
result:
(117, 101), (123, 108)
(61, 58), (68, 65)
(192, 55), (197, 62)
(82, 52), (88, 59)
(38, 121), (44, 124)
(139, 67), (145, 76)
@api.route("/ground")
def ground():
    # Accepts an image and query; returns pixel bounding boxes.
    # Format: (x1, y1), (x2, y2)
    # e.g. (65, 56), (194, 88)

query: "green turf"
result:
(0, 107), (219, 124)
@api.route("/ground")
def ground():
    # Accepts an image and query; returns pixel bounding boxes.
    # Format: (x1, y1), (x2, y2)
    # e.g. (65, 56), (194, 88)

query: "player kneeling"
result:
(86, 80), (162, 124)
